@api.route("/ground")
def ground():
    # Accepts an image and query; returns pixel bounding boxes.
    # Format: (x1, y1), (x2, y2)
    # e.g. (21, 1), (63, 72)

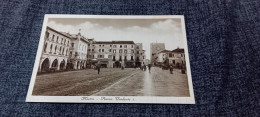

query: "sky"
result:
(47, 18), (185, 60)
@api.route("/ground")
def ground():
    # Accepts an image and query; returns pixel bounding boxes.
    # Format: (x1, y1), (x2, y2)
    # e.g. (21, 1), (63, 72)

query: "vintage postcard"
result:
(26, 15), (195, 104)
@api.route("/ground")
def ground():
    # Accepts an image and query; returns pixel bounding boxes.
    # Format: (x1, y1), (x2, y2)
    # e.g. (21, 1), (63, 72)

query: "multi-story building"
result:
(92, 41), (143, 68)
(66, 32), (89, 69)
(168, 48), (185, 67)
(92, 41), (113, 68)
(38, 26), (71, 72)
(86, 38), (95, 68)
(157, 48), (185, 68)
(150, 43), (165, 65)
(157, 50), (171, 64)
(135, 43), (145, 67)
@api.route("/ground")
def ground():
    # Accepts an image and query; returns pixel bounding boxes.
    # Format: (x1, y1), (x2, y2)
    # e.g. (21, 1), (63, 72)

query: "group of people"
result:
(141, 64), (152, 73)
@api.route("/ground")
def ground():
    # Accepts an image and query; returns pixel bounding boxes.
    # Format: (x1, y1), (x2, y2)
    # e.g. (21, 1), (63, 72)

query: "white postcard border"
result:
(26, 14), (195, 104)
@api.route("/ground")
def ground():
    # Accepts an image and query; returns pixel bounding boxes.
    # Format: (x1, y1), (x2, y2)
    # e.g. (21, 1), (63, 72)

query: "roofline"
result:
(46, 26), (72, 39)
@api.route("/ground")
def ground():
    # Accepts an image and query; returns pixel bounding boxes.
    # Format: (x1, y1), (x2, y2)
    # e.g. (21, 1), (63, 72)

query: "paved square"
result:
(32, 67), (190, 97)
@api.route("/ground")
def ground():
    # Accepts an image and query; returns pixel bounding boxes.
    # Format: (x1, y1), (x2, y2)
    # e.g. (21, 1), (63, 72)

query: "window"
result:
(45, 32), (49, 39)
(61, 38), (63, 44)
(113, 56), (115, 61)
(119, 56), (122, 61)
(137, 51), (139, 54)
(92, 49), (94, 51)
(102, 49), (104, 52)
(99, 49), (101, 52)
(56, 36), (59, 43)
(54, 45), (57, 53)
(64, 39), (66, 45)
(124, 50), (127, 53)
(131, 45), (133, 48)
(131, 50), (134, 53)
(99, 45), (101, 47)
(52, 35), (55, 41)
(88, 49), (91, 51)
(136, 46), (139, 49)
(50, 44), (53, 53)
(109, 49), (111, 52)
(66, 49), (68, 56)
(88, 44), (90, 46)
(113, 45), (116, 48)
(125, 56), (127, 60)
(44, 43), (47, 52)
(124, 45), (127, 48)
(62, 48), (64, 55)
(59, 47), (62, 54)
(71, 43), (74, 47)
(102, 45), (104, 47)
(131, 56), (134, 60)
(143, 56), (145, 59)
(67, 41), (69, 46)
(99, 55), (103, 58)
(172, 60), (175, 64)
(119, 49), (122, 53)
(110, 45), (112, 47)
(120, 45), (122, 48)
(113, 50), (116, 53)
(169, 53), (172, 57)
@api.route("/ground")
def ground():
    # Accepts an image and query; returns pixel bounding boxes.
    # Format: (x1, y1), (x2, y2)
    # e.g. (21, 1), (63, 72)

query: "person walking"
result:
(96, 61), (101, 74)
(148, 64), (152, 73)
(170, 65), (173, 74)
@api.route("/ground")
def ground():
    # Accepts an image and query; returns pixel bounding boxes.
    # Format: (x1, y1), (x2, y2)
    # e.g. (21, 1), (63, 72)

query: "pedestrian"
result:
(148, 64), (152, 73)
(170, 65), (173, 74)
(121, 65), (124, 70)
(96, 61), (101, 74)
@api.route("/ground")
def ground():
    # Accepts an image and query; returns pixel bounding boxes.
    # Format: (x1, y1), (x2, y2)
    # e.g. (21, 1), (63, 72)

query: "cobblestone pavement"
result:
(32, 67), (190, 97)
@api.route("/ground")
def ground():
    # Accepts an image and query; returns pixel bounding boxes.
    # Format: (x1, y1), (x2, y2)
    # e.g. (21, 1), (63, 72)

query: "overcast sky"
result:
(47, 18), (184, 59)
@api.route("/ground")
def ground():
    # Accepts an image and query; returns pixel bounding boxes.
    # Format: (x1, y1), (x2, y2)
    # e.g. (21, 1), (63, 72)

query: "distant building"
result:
(157, 50), (171, 64)
(86, 38), (95, 68)
(91, 41), (145, 68)
(150, 43), (165, 65)
(157, 48), (185, 68)
(143, 59), (150, 65)
(168, 48), (185, 67)
(135, 43), (145, 67)
(39, 26), (71, 72)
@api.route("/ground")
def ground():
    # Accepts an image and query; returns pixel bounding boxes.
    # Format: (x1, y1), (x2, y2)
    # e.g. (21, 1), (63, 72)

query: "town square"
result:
(31, 17), (190, 97)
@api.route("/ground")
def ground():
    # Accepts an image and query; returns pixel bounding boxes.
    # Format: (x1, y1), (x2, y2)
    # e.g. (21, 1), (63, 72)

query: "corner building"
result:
(38, 26), (71, 72)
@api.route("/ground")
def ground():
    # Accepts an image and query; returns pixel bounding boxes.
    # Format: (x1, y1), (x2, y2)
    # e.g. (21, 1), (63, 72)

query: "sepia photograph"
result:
(26, 15), (195, 104)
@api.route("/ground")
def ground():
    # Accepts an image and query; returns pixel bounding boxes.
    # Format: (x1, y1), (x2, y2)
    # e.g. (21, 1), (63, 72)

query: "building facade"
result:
(157, 50), (171, 64)
(91, 41), (145, 68)
(150, 43), (165, 65)
(168, 48), (185, 67)
(38, 26), (71, 72)
(156, 48), (185, 68)
(67, 33), (89, 69)
(135, 43), (145, 67)
(38, 27), (147, 72)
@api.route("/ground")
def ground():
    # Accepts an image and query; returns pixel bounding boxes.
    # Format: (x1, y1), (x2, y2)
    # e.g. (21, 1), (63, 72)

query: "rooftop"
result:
(171, 48), (184, 53)
(160, 50), (171, 53)
(94, 41), (135, 44)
